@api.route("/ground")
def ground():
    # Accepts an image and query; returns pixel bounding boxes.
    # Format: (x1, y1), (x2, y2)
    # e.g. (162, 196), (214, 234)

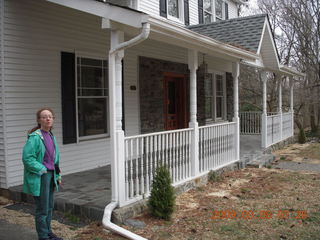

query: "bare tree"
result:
(241, 0), (320, 132)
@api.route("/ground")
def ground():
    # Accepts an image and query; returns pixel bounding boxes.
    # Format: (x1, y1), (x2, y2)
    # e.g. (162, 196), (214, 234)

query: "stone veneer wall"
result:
(196, 63), (206, 126)
(139, 56), (189, 134)
(226, 72), (234, 122)
(139, 57), (234, 133)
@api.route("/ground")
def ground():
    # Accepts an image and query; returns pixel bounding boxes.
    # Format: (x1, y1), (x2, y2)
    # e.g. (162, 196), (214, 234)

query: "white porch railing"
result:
(265, 111), (294, 147)
(282, 112), (294, 139)
(239, 112), (261, 134)
(199, 122), (237, 172)
(124, 128), (193, 203)
(122, 121), (239, 205)
(266, 113), (282, 146)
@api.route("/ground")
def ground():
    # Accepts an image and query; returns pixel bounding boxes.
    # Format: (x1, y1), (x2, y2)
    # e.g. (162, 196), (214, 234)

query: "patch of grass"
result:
(280, 156), (286, 161)
(299, 143), (320, 159)
(263, 193), (274, 199)
(64, 212), (80, 224)
(240, 188), (251, 194)
(304, 212), (320, 224)
(208, 170), (222, 182)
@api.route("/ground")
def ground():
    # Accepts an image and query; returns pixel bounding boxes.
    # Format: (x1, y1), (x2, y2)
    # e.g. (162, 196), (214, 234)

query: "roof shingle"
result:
(188, 14), (267, 53)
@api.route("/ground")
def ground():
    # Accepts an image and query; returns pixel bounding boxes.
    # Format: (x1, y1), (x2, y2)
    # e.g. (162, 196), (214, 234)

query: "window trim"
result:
(75, 54), (110, 143)
(201, 0), (228, 23)
(167, 0), (185, 24)
(205, 70), (227, 123)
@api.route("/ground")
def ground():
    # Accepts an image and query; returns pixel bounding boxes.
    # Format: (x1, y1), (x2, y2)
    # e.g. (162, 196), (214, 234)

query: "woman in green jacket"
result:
(22, 108), (63, 240)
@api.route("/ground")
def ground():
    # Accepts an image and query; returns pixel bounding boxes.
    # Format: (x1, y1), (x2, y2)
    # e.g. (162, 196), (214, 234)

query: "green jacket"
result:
(22, 129), (60, 196)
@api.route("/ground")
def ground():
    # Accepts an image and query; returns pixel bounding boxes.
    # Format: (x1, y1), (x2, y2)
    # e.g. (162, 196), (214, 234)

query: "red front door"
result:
(164, 74), (187, 130)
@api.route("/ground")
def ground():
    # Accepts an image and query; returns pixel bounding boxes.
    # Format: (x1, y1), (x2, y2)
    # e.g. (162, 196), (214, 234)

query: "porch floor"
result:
(8, 135), (264, 221)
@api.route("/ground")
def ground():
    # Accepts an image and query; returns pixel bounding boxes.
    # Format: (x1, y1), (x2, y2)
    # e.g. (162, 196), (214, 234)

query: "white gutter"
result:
(102, 22), (150, 240)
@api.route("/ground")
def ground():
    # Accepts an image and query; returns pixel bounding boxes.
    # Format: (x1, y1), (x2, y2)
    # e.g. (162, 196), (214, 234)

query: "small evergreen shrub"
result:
(298, 128), (306, 144)
(208, 170), (221, 182)
(148, 165), (175, 220)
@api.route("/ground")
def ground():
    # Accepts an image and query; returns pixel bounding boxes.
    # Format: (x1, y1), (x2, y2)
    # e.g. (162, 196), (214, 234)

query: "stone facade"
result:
(139, 56), (189, 133)
(139, 57), (235, 133)
(226, 72), (234, 121)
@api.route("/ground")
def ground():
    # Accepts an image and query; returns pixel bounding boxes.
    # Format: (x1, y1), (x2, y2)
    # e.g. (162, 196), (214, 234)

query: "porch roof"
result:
(188, 14), (267, 53)
(188, 14), (305, 77)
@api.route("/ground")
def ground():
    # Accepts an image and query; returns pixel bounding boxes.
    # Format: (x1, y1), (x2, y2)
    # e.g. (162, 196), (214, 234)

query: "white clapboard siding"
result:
(4, 0), (112, 187)
(189, 0), (199, 25)
(0, 0), (6, 188)
(138, 0), (160, 17)
(138, 0), (239, 25)
(227, 0), (238, 19)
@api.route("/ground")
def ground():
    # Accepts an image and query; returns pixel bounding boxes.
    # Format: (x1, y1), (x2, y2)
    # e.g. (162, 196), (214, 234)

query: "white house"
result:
(0, 0), (303, 208)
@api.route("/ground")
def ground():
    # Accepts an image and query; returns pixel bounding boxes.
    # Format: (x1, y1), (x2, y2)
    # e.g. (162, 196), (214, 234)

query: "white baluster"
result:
(140, 137), (144, 195)
(129, 139), (134, 198)
(125, 140), (129, 200)
(145, 136), (150, 194)
(135, 138), (139, 196)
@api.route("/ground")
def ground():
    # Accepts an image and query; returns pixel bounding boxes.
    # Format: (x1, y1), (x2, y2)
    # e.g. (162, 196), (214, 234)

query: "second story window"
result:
(168, 0), (179, 18)
(215, 0), (223, 20)
(204, 0), (213, 23)
(160, 0), (190, 25)
(199, 0), (228, 24)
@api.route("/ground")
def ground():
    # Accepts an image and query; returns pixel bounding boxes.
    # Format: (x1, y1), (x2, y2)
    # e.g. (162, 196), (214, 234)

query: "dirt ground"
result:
(1, 142), (320, 240)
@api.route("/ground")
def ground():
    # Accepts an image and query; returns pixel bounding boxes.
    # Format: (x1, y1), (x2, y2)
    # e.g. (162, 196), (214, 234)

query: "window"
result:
(205, 72), (226, 121)
(198, 0), (228, 23)
(160, 0), (189, 25)
(77, 57), (108, 139)
(203, 0), (213, 24)
(168, 0), (179, 18)
(61, 52), (110, 144)
(215, 0), (223, 20)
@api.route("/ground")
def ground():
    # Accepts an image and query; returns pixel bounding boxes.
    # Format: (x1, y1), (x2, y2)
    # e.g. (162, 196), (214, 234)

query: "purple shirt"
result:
(41, 130), (55, 170)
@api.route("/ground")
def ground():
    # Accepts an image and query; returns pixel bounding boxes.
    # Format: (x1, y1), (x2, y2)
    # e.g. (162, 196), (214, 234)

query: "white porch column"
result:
(277, 74), (283, 141)
(188, 49), (199, 176)
(232, 62), (240, 161)
(109, 30), (126, 205)
(261, 71), (268, 148)
(290, 76), (294, 136)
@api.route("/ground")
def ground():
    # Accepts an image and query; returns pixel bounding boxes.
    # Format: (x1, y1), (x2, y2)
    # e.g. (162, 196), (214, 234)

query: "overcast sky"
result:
(241, 0), (260, 16)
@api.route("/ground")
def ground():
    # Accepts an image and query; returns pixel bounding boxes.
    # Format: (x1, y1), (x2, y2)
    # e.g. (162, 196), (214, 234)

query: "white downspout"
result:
(102, 22), (150, 240)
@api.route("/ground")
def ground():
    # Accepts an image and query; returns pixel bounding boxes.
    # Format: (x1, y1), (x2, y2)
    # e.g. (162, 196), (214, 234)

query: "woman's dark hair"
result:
(28, 107), (55, 134)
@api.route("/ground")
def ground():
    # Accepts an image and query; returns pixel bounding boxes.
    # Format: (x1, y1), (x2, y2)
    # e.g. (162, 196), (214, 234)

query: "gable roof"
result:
(188, 14), (267, 53)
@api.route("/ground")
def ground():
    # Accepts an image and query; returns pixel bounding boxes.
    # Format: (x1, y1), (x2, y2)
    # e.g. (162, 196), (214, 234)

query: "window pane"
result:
(78, 98), (107, 137)
(204, 12), (212, 24)
(80, 66), (103, 88)
(168, 0), (179, 18)
(205, 74), (213, 96)
(78, 88), (106, 96)
(81, 58), (102, 67)
(215, 0), (223, 19)
(216, 96), (223, 118)
(204, 0), (211, 12)
(216, 74), (223, 95)
(205, 97), (213, 119)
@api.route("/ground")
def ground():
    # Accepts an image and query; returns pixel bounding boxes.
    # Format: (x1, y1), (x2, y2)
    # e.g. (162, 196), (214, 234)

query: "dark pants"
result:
(34, 171), (54, 239)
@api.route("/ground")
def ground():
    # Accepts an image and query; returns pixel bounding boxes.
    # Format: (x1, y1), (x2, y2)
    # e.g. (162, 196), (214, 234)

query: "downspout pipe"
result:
(102, 22), (150, 240)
